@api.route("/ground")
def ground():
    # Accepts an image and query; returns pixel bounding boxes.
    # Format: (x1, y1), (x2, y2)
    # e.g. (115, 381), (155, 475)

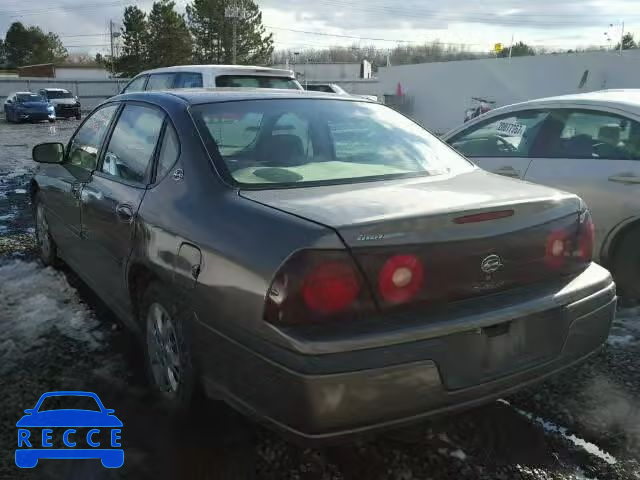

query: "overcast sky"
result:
(1, 0), (639, 56)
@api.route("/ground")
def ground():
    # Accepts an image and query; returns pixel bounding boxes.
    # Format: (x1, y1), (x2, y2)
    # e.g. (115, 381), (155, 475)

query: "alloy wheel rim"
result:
(146, 302), (181, 394)
(36, 204), (51, 259)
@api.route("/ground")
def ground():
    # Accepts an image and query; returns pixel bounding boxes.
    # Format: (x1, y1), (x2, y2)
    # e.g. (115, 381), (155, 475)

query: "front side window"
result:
(449, 110), (548, 158)
(192, 99), (473, 186)
(124, 75), (147, 93)
(146, 73), (176, 91)
(538, 109), (640, 160)
(101, 104), (165, 183)
(174, 72), (203, 89)
(215, 75), (299, 89)
(306, 85), (334, 93)
(67, 104), (119, 171)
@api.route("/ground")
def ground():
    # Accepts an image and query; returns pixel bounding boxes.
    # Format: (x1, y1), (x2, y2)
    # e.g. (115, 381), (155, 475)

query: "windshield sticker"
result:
(496, 121), (526, 136)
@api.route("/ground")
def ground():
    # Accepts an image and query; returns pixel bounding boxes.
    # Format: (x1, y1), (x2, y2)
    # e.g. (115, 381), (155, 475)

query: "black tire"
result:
(140, 282), (198, 412)
(75, 113), (82, 120)
(34, 194), (59, 267)
(48, 119), (56, 123)
(612, 227), (640, 300)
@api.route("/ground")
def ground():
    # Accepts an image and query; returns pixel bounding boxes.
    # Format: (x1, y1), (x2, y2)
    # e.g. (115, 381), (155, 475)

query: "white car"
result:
(121, 65), (302, 93)
(443, 89), (640, 299)
(305, 83), (378, 102)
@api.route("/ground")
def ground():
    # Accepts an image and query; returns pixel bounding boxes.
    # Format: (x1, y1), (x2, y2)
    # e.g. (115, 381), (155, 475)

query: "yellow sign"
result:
(494, 43), (503, 53)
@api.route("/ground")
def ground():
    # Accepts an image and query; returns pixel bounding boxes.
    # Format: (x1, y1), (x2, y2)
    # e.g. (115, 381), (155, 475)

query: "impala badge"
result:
(480, 254), (503, 274)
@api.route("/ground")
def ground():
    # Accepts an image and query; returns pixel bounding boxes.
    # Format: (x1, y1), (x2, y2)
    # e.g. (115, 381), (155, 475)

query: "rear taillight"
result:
(264, 250), (374, 326)
(545, 210), (594, 269)
(378, 254), (424, 303)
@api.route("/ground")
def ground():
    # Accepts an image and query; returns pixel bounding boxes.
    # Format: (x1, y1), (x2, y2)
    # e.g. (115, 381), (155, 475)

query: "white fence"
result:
(0, 78), (130, 112)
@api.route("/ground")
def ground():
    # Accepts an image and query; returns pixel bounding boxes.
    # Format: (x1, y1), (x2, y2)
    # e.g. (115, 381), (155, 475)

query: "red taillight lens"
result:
(302, 262), (360, 314)
(378, 254), (424, 303)
(264, 250), (374, 326)
(545, 229), (570, 269)
(577, 211), (595, 262)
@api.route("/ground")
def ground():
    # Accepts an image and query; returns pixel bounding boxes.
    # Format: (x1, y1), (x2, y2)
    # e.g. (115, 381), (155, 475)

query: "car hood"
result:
(17, 101), (50, 109)
(240, 169), (581, 245)
(50, 98), (77, 105)
(16, 410), (123, 427)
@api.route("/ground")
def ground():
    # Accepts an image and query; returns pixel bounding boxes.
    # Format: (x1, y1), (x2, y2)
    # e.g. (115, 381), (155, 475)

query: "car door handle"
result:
(115, 204), (134, 223)
(608, 174), (640, 184)
(494, 166), (520, 178)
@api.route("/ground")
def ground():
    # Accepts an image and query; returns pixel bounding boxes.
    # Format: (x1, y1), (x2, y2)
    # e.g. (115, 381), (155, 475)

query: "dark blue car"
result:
(4, 91), (56, 123)
(16, 391), (123, 468)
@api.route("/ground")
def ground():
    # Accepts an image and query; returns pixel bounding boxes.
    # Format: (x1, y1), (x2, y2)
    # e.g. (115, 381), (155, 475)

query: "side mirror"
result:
(33, 143), (64, 164)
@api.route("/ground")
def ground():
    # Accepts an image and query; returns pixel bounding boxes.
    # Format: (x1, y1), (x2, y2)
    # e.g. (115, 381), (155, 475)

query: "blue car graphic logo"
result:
(16, 391), (123, 469)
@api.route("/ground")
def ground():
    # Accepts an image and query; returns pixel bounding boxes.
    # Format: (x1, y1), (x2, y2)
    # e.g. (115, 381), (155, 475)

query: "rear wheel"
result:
(35, 195), (59, 267)
(75, 113), (82, 120)
(141, 282), (197, 412)
(612, 227), (640, 301)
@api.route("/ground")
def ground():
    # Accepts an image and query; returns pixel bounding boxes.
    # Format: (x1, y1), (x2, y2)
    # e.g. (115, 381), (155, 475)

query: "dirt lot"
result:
(1, 119), (640, 480)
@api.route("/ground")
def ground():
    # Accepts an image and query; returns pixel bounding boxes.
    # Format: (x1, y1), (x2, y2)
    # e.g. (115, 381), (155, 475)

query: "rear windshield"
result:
(46, 90), (73, 99)
(215, 75), (300, 89)
(16, 94), (43, 102)
(191, 99), (473, 187)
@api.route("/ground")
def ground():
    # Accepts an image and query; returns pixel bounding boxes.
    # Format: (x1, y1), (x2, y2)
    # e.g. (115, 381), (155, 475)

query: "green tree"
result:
(147, 0), (193, 68)
(186, 0), (274, 64)
(0, 39), (5, 67)
(118, 5), (149, 76)
(3, 22), (68, 67)
(615, 33), (637, 50)
(498, 41), (535, 58)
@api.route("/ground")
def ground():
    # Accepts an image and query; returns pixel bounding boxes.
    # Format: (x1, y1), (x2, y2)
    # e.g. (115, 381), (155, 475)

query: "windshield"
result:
(215, 75), (300, 89)
(46, 90), (73, 99)
(192, 99), (473, 187)
(37, 395), (101, 412)
(16, 94), (44, 102)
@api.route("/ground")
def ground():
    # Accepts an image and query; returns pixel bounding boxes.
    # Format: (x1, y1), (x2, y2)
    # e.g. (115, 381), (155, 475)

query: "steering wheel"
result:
(495, 136), (518, 153)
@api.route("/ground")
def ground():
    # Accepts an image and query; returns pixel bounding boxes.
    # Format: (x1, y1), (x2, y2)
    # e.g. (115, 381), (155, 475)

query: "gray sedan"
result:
(29, 89), (615, 443)
(444, 90), (640, 300)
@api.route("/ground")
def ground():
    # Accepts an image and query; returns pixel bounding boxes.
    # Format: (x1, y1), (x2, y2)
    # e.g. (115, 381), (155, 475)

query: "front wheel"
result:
(35, 196), (59, 266)
(75, 113), (82, 120)
(141, 282), (197, 412)
(48, 118), (56, 123)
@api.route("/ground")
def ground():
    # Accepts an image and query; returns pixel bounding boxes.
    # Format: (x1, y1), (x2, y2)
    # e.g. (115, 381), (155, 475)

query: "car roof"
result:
(140, 64), (295, 78)
(41, 88), (69, 92)
(116, 88), (373, 105)
(501, 89), (640, 114)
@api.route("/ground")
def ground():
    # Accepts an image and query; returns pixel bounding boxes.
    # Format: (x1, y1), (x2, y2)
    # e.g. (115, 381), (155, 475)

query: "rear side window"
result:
(67, 104), (119, 171)
(449, 110), (548, 158)
(124, 75), (147, 93)
(215, 75), (299, 89)
(174, 72), (203, 89)
(101, 104), (164, 183)
(306, 85), (333, 93)
(538, 109), (640, 160)
(156, 123), (180, 181)
(146, 73), (176, 91)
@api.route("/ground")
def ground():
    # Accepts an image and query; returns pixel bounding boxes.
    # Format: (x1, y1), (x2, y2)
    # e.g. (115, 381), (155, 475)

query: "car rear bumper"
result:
(197, 263), (615, 444)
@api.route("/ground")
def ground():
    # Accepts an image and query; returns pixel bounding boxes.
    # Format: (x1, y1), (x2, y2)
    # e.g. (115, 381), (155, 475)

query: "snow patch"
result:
(0, 260), (103, 374)
(13, 188), (27, 194)
(505, 401), (617, 465)
(608, 306), (640, 346)
(449, 449), (467, 461)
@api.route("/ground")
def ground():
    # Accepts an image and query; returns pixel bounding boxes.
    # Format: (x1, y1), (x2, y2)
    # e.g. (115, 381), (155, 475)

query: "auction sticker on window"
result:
(496, 121), (526, 136)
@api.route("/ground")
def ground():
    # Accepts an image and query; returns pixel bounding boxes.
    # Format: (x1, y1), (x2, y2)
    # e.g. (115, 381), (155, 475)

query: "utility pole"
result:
(619, 21), (625, 55)
(225, 1), (247, 64)
(109, 20), (115, 74)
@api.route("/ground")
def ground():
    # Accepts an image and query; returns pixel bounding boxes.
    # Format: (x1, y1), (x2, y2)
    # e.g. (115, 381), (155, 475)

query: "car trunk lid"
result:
(241, 169), (585, 310)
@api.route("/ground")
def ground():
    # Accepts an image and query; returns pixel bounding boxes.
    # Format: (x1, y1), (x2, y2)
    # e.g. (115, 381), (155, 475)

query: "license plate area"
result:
(437, 308), (566, 390)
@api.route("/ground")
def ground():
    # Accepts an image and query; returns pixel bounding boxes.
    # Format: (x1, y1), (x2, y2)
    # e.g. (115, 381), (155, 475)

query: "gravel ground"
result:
(1, 119), (639, 480)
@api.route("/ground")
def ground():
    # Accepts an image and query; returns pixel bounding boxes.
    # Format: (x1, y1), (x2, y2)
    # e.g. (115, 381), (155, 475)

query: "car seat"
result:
(261, 134), (305, 166)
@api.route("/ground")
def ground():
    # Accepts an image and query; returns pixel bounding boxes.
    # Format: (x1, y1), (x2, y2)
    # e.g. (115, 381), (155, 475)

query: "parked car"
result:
(39, 88), (82, 120)
(120, 65), (303, 94)
(30, 90), (614, 444)
(4, 92), (55, 123)
(444, 89), (640, 299)
(305, 83), (378, 102)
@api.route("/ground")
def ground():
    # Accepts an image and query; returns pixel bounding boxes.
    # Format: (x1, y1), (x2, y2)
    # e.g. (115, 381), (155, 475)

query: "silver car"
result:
(444, 89), (640, 299)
